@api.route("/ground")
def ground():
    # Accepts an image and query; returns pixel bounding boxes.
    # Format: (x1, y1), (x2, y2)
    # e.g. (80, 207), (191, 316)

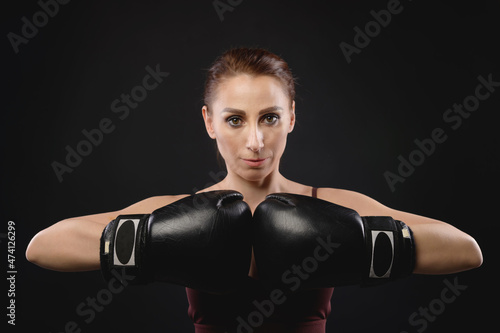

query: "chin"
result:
(244, 174), (268, 182)
(238, 166), (276, 182)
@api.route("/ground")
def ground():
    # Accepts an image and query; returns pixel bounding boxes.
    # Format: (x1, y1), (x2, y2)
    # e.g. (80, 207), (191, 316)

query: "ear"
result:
(202, 105), (216, 139)
(288, 100), (296, 133)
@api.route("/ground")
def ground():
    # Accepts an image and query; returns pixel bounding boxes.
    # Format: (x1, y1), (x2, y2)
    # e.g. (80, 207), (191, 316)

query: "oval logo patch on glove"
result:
(113, 219), (139, 266)
(369, 230), (394, 278)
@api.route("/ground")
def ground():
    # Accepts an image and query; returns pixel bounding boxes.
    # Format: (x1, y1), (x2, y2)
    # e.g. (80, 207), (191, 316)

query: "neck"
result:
(219, 169), (290, 210)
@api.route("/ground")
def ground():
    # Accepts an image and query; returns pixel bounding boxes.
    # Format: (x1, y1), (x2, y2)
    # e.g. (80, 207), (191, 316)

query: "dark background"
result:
(2, 0), (498, 332)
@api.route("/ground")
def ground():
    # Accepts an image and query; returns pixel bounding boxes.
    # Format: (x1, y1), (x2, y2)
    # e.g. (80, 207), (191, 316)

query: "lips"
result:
(242, 158), (268, 167)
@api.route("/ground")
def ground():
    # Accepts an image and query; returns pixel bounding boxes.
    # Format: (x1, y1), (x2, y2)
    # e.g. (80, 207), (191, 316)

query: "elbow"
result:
(26, 229), (55, 269)
(26, 235), (39, 265)
(412, 228), (483, 275)
(26, 232), (44, 266)
(25, 228), (66, 270)
(464, 235), (483, 270)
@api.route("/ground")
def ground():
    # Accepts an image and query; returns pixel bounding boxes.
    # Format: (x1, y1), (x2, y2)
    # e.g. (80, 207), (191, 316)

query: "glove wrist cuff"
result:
(100, 214), (151, 285)
(362, 216), (416, 286)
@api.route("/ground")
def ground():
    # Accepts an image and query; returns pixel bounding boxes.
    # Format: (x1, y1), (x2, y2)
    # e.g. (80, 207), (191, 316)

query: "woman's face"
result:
(203, 74), (295, 182)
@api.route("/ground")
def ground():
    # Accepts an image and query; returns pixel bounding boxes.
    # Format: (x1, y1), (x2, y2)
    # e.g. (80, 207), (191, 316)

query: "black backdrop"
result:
(2, 0), (499, 332)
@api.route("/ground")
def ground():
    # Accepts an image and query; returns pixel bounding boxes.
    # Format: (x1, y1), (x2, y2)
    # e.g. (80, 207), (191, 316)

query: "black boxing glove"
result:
(252, 193), (415, 291)
(100, 190), (252, 293)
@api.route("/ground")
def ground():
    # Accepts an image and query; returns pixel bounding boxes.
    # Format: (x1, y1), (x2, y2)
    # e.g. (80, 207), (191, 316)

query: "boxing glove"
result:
(252, 193), (415, 291)
(100, 190), (252, 293)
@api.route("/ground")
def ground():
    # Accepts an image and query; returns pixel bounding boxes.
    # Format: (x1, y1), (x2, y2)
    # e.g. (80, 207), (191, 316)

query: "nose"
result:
(246, 124), (264, 153)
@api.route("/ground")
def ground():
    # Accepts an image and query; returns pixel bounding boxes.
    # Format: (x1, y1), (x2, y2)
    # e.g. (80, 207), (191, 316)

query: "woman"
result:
(26, 47), (482, 332)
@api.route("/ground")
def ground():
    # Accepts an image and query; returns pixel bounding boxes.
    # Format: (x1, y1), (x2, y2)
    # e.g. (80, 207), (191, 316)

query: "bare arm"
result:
(318, 188), (483, 275)
(25, 194), (189, 272)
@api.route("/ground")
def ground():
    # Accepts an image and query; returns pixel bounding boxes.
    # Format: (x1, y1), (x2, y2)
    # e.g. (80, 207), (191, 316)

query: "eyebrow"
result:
(221, 106), (283, 115)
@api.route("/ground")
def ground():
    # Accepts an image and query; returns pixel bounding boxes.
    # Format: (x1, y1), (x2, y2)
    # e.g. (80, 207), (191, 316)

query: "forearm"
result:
(410, 222), (482, 274)
(26, 219), (104, 272)
(385, 207), (482, 274)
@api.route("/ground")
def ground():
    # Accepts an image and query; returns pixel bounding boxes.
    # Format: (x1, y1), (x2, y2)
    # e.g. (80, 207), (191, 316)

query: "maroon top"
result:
(186, 187), (334, 333)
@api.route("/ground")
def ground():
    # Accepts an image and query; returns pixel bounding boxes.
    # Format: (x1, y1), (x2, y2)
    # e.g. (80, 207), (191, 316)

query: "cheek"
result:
(216, 138), (235, 156)
(273, 132), (289, 155)
(213, 127), (240, 157)
(270, 121), (289, 142)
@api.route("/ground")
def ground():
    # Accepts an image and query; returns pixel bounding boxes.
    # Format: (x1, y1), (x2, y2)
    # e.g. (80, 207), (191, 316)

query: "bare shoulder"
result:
(316, 187), (391, 216)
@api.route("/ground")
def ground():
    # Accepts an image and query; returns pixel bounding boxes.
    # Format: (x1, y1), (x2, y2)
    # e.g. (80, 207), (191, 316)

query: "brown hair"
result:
(203, 47), (296, 112)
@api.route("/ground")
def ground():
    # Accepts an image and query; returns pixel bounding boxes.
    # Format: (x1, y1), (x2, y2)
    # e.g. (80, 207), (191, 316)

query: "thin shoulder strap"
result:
(312, 187), (318, 198)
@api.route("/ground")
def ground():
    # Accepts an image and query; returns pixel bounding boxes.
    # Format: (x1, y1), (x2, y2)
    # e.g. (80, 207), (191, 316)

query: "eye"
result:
(262, 114), (279, 125)
(227, 116), (242, 127)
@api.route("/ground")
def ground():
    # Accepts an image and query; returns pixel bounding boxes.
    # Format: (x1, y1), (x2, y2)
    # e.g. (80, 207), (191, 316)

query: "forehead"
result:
(212, 75), (289, 110)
